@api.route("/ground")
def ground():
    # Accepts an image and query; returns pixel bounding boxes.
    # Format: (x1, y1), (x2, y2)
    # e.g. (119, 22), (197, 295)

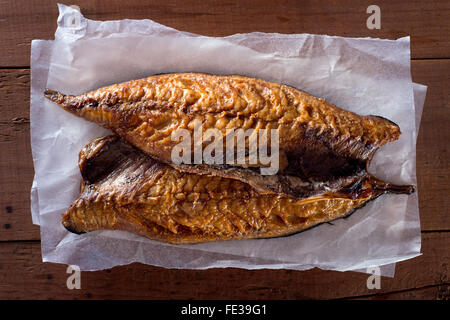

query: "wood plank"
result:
(0, 69), (39, 240)
(0, 59), (449, 241)
(412, 60), (450, 230)
(0, 0), (449, 67)
(0, 232), (447, 299)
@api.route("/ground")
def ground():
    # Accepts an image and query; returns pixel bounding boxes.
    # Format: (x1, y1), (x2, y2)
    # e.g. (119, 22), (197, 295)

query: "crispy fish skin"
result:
(44, 73), (400, 161)
(45, 73), (401, 199)
(62, 136), (413, 244)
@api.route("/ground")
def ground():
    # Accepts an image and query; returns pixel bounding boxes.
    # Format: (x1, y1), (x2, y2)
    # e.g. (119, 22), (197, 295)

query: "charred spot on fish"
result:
(86, 99), (99, 108)
(181, 104), (191, 114)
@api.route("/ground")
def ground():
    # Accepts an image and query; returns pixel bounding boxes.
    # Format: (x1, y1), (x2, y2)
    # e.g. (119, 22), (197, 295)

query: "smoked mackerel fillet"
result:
(63, 135), (413, 244)
(45, 73), (405, 200)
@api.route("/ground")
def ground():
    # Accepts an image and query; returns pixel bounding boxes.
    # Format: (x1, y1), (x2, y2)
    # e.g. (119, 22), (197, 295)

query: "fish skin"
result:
(45, 73), (402, 199)
(44, 73), (400, 160)
(62, 136), (413, 244)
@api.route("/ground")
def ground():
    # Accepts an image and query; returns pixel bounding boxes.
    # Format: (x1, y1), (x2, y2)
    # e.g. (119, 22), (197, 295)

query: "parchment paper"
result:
(30, 4), (426, 276)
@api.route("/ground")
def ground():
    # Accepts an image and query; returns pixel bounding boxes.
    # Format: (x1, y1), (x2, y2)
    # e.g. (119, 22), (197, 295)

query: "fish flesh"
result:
(62, 135), (413, 244)
(45, 73), (403, 200)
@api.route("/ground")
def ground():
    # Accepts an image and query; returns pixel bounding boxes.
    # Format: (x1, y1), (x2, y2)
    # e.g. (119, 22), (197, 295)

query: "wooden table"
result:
(0, 0), (448, 300)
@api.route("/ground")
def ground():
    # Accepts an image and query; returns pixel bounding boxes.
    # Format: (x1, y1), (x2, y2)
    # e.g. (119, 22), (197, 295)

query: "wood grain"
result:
(412, 60), (450, 231)
(0, 60), (448, 241)
(0, 0), (449, 67)
(0, 233), (447, 299)
(0, 69), (39, 240)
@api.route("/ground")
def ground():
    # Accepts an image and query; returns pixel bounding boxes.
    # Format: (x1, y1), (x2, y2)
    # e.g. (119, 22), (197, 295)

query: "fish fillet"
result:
(62, 135), (413, 244)
(45, 73), (403, 199)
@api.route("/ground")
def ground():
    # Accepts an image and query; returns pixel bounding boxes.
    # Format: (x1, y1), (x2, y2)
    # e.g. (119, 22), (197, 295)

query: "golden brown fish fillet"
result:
(45, 73), (402, 199)
(62, 136), (413, 244)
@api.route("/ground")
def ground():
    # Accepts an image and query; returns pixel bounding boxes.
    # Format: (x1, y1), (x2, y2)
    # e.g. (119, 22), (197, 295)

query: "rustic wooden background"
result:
(0, 0), (448, 300)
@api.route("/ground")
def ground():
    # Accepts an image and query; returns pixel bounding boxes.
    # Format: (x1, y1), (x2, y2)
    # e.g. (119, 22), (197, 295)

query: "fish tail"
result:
(44, 88), (61, 102)
(369, 175), (415, 195)
(44, 88), (73, 110)
(44, 88), (94, 113)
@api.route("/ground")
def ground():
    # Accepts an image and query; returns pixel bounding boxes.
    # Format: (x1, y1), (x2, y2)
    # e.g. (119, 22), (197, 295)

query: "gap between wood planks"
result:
(337, 283), (450, 300)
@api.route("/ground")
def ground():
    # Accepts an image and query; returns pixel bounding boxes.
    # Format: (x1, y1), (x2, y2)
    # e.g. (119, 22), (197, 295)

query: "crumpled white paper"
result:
(30, 4), (426, 276)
